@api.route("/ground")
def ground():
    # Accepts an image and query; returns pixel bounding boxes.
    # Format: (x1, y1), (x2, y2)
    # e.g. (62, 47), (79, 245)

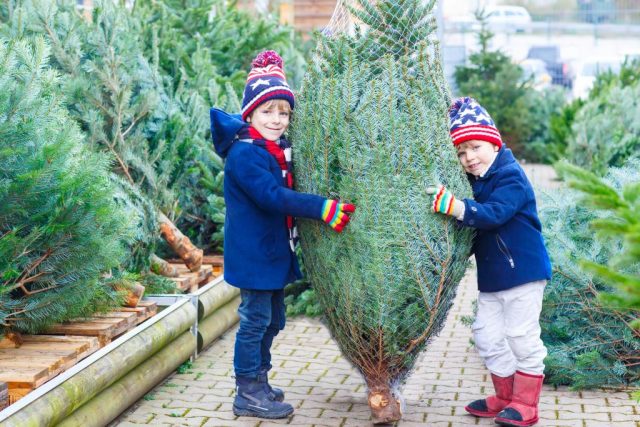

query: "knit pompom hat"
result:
(448, 97), (502, 149)
(241, 50), (295, 121)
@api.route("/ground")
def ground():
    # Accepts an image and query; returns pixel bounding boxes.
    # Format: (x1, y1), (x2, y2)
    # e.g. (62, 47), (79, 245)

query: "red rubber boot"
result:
(464, 373), (514, 417)
(495, 371), (544, 426)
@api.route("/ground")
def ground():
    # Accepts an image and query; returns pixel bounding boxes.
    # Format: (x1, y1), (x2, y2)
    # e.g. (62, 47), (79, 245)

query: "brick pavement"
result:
(113, 166), (639, 427)
(113, 266), (639, 427)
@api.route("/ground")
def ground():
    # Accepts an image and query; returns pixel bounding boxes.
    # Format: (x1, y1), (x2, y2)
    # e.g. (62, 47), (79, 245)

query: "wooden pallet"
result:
(0, 335), (100, 404)
(46, 309), (138, 347)
(0, 381), (8, 410)
(118, 301), (157, 325)
(168, 272), (199, 293)
(202, 255), (224, 278)
(166, 258), (222, 292)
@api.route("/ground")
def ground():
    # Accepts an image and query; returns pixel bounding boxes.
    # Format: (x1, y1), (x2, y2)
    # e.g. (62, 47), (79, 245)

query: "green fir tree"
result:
(453, 10), (532, 157)
(292, 0), (472, 422)
(1, 0), (204, 272)
(538, 160), (639, 389)
(565, 80), (640, 176)
(556, 160), (640, 328)
(0, 38), (132, 337)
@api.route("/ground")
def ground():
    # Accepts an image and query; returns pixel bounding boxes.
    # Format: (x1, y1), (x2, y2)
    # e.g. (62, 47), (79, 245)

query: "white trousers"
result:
(472, 281), (547, 377)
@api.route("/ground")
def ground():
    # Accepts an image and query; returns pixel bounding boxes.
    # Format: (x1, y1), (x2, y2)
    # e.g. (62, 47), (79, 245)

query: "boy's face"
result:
(455, 139), (499, 176)
(247, 102), (290, 141)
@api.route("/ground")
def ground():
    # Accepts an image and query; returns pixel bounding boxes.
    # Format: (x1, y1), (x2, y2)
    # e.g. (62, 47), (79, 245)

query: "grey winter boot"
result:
(233, 376), (293, 419)
(258, 367), (284, 402)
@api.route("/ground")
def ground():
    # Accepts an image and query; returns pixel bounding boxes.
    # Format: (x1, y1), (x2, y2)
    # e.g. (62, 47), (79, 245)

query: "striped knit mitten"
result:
(427, 185), (465, 219)
(321, 200), (356, 233)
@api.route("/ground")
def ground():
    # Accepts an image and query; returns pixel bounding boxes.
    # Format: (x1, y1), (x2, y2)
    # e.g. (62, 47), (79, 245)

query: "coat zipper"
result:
(495, 234), (515, 269)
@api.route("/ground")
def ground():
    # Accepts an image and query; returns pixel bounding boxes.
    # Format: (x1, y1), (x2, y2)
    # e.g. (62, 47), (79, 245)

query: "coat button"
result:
(471, 206), (478, 212)
(469, 220), (475, 225)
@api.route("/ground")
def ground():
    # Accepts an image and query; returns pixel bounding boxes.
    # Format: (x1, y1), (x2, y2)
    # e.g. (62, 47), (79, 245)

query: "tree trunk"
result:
(158, 212), (203, 272)
(122, 283), (145, 308)
(112, 282), (146, 308)
(368, 385), (402, 424)
(3, 332), (24, 348)
(150, 253), (179, 277)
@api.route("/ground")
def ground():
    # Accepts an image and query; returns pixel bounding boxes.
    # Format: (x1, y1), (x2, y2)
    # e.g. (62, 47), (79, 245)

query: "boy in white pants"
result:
(428, 97), (551, 427)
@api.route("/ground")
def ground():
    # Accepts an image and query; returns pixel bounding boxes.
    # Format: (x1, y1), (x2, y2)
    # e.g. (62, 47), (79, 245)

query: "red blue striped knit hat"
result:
(241, 50), (295, 121)
(448, 97), (503, 148)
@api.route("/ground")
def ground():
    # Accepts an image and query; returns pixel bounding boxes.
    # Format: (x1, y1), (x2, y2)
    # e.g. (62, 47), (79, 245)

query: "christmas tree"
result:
(1, 0), (203, 272)
(556, 161), (640, 327)
(453, 11), (532, 157)
(291, 0), (473, 422)
(539, 160), (639, 389)
(565, 80), (640, 176)
(0, 37), (132, 338)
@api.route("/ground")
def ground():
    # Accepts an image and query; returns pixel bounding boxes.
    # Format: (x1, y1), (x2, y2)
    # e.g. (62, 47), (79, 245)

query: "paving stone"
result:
(202, 418), (261, 427)
(558, 410), (612, 421)
(148, 414), (207, 425)
(258, 423), (311, 427)
(116, 413), (154, 425)
(111, 422), (147, 427)
(611, 411), (640, 422)
(288, 415), (339, 426)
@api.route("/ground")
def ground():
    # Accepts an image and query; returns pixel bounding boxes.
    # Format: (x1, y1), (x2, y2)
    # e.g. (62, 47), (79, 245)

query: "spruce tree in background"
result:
(556, 161), (640, 328)
(0, 0), (203, 272)
(554, 59), (640, 173)
(565, 81), (640, 176)
(292, 0), (473, 422)
(132, 0), (311, 251)
(133, 0), (307, 98)
(0, 38), (132, 338)
(453, 11), (532, 157)
(538, 160), (639, 389)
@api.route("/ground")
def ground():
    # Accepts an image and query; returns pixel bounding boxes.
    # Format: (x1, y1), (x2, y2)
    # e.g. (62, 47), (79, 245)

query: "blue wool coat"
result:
(460, 148), (552, 292)
(210, 108), (326, 290)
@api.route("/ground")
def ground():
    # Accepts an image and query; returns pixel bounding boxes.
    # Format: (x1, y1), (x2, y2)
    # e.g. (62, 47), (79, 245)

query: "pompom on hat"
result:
(241, 50), (295, 121)
(448, 97), (503, 149)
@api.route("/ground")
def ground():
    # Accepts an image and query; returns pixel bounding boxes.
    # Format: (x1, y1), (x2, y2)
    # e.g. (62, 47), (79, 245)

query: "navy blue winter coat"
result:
(460, 147), (552, 292)
(210, 108), (326, 290)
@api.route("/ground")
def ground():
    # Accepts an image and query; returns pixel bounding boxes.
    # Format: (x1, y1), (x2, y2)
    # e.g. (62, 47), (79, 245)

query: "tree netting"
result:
(291, 0), (473, 423)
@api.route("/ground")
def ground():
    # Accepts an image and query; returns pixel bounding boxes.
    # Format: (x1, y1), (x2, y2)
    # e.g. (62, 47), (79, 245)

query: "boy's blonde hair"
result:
(255, 99), (292, 113)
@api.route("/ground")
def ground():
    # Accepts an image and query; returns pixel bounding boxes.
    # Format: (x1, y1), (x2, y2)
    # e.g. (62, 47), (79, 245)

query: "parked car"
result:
(485, 6), (532, 33)
(444, 13), (478, 32)
(526, 45), (573, 88)
(445, 6), (531, 33)
(519, 58), (553, 91)
(571, 56), (624, 99)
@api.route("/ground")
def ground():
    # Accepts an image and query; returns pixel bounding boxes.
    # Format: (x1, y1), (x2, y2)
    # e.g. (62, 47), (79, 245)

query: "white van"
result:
(571, 56), (624, 99)
(485, 6), (532, 33)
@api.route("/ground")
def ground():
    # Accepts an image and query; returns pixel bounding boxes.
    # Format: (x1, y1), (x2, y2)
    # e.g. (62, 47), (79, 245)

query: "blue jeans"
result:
(234, 289), (286, 378)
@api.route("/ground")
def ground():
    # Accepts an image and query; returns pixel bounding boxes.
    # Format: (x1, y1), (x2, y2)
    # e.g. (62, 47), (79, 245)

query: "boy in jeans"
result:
(210, 50), (355, 419)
